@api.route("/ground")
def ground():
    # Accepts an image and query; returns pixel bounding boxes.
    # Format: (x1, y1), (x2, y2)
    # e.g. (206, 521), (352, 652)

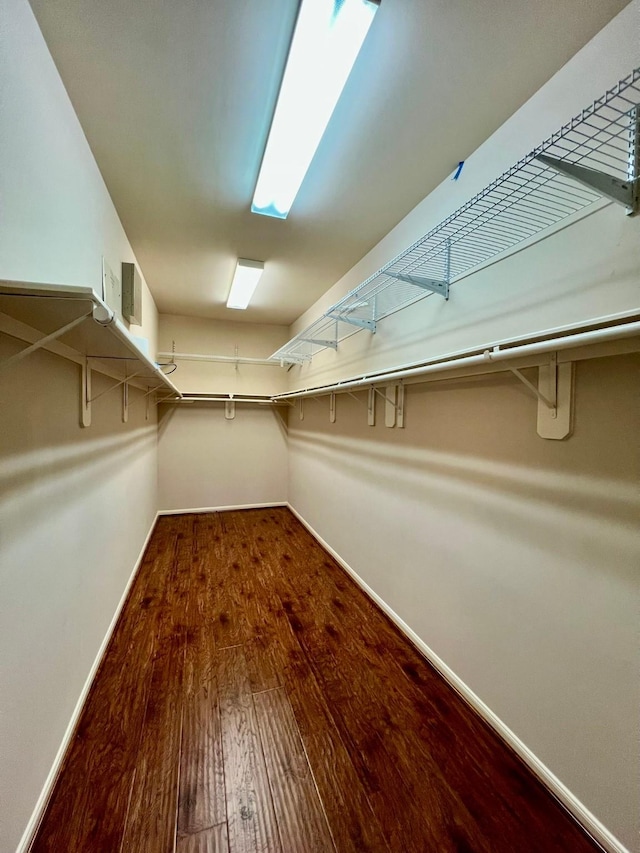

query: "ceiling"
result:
(29, 0), (628, 326)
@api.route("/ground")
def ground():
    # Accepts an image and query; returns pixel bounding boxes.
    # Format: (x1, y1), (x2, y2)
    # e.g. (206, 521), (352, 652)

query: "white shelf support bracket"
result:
(508, 353), (573, 439)
(390, 237), (452, 300)
(628, 104), (640, 210)
(537, 355), (573, 440)
(88, 370), (144, 405)
(508, 365), (556, 411)
(327, 312), (376, 332)
(367, 386), (376, 426)
(145, 392), (150, 421)
(329, 392), (336, 423)
(300, 337), (338, 350)
(390, 273), (449, 299)
(373, 385), (404, 425)
(81, 357), (91, 428)
(224, 400), (236, 420)
(0, 311), (91, 373)
(397, 383), (405, 429)
(299, 398), (304, 421)
(122, 380), (129, 423)
(536, 153), (639, 216)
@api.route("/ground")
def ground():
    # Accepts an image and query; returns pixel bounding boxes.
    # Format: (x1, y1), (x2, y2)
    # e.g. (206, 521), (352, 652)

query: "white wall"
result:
(284, 6), (640, 852)
(0, 1), (161, 849)
(0, 0), (158, 356)
(156, 316), (289, 515)
(0, 340), (159, 853)
(157, 403), (287, 512)
(158, 313), (289, 396)
(288, 353), (640, 852)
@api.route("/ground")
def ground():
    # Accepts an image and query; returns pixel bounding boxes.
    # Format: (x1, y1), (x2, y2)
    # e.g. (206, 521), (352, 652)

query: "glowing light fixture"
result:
(251, 0), (379, 219)
(226, 259), (265, 309)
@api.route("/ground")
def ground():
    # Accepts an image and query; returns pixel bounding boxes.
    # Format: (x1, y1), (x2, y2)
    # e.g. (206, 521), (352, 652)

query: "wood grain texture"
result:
(254, 688), (335, 853)
(177, 824), (229, 853)
(31, 508), (604, 853)
(120, 517), (188, 852)
(216, 645), (281, 853)
(179, 681), (226, 835)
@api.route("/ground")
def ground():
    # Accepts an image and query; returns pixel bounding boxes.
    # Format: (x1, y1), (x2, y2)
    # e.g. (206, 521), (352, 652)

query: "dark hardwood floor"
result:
(30, 508), (603, 852)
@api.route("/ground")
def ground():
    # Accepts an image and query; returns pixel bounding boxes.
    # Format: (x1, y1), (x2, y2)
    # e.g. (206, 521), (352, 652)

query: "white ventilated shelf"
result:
(272, 66), (640, 364)
(0, 280), (181, 398)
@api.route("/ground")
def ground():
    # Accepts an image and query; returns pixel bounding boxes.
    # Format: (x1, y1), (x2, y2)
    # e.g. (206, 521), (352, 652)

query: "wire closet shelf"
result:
(271, 67), (640, 365)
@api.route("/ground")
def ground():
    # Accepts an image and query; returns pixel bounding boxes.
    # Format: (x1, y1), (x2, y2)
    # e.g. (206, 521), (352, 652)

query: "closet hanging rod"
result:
(170, 395), (286, 405)
(271, 318), (640, 401)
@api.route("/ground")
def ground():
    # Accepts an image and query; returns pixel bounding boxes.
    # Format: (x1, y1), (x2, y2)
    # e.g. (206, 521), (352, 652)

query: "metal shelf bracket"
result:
(81, 357), (91, 428)
(329, 392), (336, 423)
(368, 386), (376, 426)
(375, 384), (405, 427)
(389, 273), (450, 300)
(508, 364), (556, 412)
(225, 400), (235, 420)
(88, 369), (143, 405)
(0, 310), (91, 373)
(505, 351), (573, 439)
(301, 337), (338, 350)
(328, 312), (377, 332)
(536, 154), (639, 215)
(373, 385), (403, 411)
(537, 357), (573, 440)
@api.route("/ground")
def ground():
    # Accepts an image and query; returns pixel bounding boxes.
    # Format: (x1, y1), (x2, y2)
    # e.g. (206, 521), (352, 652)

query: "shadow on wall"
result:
(0, 336), (158, 552)
(289, 427), (637, 578)
(287, 355), (639, 573)
(0, 426), (156, 553)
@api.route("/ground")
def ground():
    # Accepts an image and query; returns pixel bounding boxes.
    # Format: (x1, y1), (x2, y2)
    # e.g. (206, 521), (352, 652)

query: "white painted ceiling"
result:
(29, 0), (628, 325)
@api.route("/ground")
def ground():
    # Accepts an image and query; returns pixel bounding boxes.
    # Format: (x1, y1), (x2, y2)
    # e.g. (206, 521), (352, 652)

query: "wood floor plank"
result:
(254, 687), (335, 853)
(297, 616), (489, 852)
(119, 525), (188, 853)
(179, 680), (226, 835)
(32, 507), (605, 853)
(278, 645), (391, 852)
(119, 646), (184, 853)
(216, 645), (281, 853)
(177, 824), (229, 853)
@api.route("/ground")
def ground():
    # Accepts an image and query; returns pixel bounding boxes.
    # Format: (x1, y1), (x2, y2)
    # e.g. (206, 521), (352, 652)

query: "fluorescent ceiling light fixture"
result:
(226, 259), (265, 309)
(251, 0), (379, 219)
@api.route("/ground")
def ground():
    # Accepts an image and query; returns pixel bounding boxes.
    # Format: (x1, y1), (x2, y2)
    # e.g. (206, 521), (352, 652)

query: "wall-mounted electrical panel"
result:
(102, 257), (122, 317)
(122, 262), (143, 325)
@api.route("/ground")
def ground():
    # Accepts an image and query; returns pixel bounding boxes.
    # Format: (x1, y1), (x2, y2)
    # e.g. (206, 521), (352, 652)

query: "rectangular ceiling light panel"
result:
(227, 259), (265, 309)
(251, 0), (378, 219)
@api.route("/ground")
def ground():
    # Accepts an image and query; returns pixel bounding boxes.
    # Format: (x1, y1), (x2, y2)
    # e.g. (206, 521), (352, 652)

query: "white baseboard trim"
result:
(15, 513), (161, 853)
(158, 501), (287, 516)
(286, 503), (629, 853)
